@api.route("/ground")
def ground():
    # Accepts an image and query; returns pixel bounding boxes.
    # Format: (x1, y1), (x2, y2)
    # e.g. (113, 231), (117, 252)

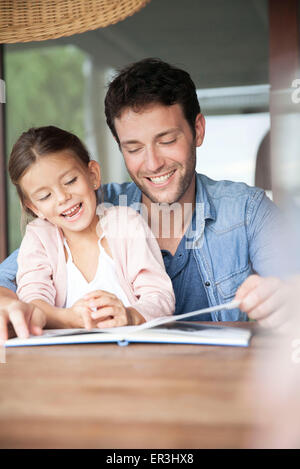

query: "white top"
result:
(63, 236), (130, 308)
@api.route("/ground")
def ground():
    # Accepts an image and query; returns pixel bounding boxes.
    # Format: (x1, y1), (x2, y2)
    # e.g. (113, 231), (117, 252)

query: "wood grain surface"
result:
(0, 323), (275, 449)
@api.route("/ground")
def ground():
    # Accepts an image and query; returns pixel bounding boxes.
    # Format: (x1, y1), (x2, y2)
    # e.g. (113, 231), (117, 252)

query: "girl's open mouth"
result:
(61, 202), (83, 220)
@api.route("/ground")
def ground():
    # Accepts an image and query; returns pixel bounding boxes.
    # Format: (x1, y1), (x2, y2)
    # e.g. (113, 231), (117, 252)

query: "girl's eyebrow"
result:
(31, 167), (77, 196)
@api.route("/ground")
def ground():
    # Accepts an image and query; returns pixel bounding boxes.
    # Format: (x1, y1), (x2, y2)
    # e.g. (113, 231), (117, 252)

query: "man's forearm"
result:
(0, 249), (19, 293)
(0, 286), (18, 302)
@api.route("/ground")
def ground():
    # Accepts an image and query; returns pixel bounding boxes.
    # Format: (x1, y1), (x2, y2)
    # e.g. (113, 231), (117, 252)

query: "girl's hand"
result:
(82, 290), (145, 328)
(67, 298), (95, 330)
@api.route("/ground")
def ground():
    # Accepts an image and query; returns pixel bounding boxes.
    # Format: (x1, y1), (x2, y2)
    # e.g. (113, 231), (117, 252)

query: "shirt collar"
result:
(195, 173), (216, 222)
(126, 173), (216, 244)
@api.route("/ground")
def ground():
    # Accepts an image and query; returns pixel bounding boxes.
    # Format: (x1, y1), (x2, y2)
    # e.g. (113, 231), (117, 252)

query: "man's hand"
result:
(235, 274), (290, 328)
(0, 290), (46, 340)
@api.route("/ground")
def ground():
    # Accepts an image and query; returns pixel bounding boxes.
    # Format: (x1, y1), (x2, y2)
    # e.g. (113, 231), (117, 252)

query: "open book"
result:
(5, 300), (252, 348)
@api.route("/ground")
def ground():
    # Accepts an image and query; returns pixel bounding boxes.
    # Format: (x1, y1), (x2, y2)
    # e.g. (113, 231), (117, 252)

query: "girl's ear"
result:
(24, 199), (45, 219)
(88, 160), (101, 190)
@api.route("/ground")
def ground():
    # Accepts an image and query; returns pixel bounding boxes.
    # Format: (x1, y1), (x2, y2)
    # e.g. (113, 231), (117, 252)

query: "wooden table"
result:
(0, 323), (276, 449)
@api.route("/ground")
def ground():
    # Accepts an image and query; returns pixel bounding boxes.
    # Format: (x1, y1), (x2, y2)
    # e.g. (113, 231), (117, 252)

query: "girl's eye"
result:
(39, 193), (51, 201)
(66, 177), (77, 185)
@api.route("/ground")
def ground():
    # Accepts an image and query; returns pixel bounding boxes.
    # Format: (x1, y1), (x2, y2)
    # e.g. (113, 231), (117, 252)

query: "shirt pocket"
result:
(215, 264), (252, 300)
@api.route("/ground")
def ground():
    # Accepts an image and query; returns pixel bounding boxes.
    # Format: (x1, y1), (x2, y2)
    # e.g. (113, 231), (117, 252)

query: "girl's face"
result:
(20, 150), (101, 237)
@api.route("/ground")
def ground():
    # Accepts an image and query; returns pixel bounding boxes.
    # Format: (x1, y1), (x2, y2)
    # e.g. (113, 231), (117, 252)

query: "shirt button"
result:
(205, 281), (211, 287)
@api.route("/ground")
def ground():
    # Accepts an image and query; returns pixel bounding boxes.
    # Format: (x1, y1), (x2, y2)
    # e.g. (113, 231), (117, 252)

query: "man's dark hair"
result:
(105, 58), (201, 144)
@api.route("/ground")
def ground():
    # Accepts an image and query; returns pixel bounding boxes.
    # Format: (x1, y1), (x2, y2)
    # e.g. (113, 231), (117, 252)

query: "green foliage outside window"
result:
(5, 45), (87, 253)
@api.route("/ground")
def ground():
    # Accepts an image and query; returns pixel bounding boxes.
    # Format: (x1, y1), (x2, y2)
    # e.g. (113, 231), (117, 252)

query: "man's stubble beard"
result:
(125, 146), (197, 206)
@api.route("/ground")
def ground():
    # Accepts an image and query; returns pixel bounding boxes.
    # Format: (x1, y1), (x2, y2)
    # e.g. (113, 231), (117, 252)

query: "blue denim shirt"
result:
(0, 173), (282, 321)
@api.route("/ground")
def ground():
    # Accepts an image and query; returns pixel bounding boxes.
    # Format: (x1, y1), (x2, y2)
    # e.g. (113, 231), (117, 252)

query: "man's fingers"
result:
(0, 315), (8, 341)
(237, 277), (282, 313)
(235, 274), (261, 300)
(31, 307), (46, 329)
(257, 306), (289, 329)
(29, 307), (45, 336)
(247, 287), (287, 320)
(8, 309), (31, 339)
(29, 325), (43, 336)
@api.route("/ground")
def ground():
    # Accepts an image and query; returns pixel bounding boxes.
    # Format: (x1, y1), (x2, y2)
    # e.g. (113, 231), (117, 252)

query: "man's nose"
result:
(144, 146), (165, 173)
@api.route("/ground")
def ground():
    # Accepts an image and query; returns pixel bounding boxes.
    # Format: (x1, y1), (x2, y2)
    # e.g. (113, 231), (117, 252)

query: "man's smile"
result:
(145, 170), (176, 186)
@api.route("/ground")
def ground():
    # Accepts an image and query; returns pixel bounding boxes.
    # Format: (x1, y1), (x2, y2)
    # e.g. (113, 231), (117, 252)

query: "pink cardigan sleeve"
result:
(16, 223), (57, 305)
(105, 206), (175, 321)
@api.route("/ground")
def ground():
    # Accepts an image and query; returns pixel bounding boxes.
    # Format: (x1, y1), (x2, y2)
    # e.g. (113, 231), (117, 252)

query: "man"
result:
(0, 58), (288, 339)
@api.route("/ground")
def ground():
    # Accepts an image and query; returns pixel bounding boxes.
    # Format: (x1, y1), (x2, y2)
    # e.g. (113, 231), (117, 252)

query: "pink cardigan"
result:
(16, 205), (175, 321)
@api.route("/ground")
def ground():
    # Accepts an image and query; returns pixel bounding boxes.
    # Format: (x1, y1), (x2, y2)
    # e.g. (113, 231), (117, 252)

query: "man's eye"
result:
(66, 177), (77, 185)
(127, 148), (141, 154)
(161, 139), (176, 145)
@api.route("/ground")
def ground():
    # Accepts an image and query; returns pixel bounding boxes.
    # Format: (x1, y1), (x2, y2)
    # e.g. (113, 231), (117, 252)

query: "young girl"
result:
(8, 126), (175, 331)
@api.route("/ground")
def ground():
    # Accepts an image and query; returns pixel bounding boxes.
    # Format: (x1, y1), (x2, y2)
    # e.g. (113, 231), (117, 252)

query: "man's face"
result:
(114, 103), (205, 205)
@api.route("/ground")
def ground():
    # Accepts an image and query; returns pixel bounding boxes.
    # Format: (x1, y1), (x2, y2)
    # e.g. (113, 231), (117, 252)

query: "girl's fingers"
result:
(88, 297), (120, 310)
(83, 312), (93, 330)
(91, 306), (120, 319)
(76, 306), (93, 330)
(83, 290), (116, 301)
(96, 317), (126, 328)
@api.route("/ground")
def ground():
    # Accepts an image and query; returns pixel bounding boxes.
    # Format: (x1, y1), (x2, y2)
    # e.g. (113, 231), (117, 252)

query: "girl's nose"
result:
(56, 188), (71, 204)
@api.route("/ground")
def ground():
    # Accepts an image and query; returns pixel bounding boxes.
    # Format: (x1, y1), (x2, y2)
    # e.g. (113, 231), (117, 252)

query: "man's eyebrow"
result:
(155, 128), (179, 139)
(121, 129), (179, 145)
(121, 139), (141, 146)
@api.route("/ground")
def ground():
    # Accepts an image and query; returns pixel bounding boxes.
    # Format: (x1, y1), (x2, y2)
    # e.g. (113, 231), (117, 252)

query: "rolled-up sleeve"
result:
(247, 191), (286, 277)
(124, 209), (175, 321)
(0, 249), (19, 292)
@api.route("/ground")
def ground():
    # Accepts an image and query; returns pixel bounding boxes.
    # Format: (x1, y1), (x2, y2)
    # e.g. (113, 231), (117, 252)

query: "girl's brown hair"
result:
(9, 125), (93, 224)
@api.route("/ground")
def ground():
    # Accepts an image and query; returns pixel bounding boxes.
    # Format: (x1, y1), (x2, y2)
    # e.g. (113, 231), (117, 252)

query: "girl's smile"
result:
(20, 150), (101, 239)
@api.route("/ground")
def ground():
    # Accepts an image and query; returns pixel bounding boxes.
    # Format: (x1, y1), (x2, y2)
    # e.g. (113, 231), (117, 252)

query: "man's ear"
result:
(194, 113), (206, 147)
(88, 160), (101, 190)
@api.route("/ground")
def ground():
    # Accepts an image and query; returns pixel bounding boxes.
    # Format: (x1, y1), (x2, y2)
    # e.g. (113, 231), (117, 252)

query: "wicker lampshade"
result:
(0, 0), (151, 43)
